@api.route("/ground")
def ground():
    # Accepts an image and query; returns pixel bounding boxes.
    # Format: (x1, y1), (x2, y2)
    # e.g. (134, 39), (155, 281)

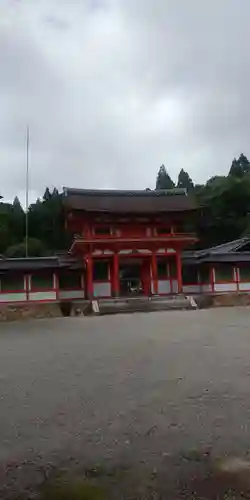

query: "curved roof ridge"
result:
(63, 187), (187, 197)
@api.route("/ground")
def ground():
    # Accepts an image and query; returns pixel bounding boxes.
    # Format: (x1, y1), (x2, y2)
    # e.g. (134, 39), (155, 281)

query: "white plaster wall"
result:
(59, 290), (85, 300)
(171, 279), (178, 293)
(239, 282), (250, 291)
(93, 282), (111, 297)
(158, 280), (171, 294)
(151, 279), (180, 294)
(201, 284), (212, 293)
(214, 283), (237, 293)
(29, 291), (57, 301)
(183, 285), (200, 294)
(0, 293), (27, 303)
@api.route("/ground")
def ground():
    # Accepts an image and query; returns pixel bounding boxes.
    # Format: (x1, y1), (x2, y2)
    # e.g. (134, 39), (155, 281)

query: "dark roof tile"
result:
(0, 256), (83, 272)
(63, 188), (196, 213)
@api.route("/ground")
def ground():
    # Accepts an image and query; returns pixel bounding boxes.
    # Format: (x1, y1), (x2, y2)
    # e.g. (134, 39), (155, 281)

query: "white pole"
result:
(25, 126), (29, 258)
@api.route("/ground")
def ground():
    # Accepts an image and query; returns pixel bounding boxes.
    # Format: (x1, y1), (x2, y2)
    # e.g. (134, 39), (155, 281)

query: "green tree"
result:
(51, 187), (59, 197)
(11, 196), (25, 243)
(229, 153), (250, 177)
(0, 203), (12, 253)
(0, 200), (25, 253)
(156, 164), (175, 190)
(5, 238), (46, 257)
(177, 169), (194, 191)
(13, 196), (22, 210)
(229, 158), (243, 177)
(196, 173), (250, 247)
(238, 153), (250, 174)
(0, 189), (70, 255)
(28, 188), (70, 253)
(43, 187), (51, 202)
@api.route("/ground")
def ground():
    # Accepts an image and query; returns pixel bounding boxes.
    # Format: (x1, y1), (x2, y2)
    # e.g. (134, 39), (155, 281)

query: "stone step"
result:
(96, 295), (196, 315)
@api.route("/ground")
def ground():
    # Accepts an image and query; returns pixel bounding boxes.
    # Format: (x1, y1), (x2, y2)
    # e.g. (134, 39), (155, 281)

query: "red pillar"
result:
(113, 252), (119, 297)
(151, 251), (158, 295)
(210, 265), (215, 293)
(141, 260), (150, 296)
(176, 249), (183, 294)
(235, 266), (239, 293)
(54, 272), (59, 301)
(86, 255), (93, 300)
(25, 274), (30, 301)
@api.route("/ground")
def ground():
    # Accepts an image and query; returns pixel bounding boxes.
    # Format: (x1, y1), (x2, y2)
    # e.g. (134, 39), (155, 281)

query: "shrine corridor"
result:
(1, 309), (250, 498)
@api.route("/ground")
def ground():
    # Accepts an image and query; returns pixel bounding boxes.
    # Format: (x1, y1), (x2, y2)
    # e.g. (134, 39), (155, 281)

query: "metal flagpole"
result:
(25, 126), (29, 258)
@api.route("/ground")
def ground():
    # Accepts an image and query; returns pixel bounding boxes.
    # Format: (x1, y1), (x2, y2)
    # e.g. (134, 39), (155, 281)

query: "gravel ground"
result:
(1, 307), (250, 498)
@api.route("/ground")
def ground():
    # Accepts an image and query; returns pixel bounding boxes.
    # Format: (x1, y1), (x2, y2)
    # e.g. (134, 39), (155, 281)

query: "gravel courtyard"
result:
(1, 307), (250, 498)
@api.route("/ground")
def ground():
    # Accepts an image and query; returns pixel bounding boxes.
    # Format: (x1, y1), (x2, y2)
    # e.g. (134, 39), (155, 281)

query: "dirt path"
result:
(0, 308), (250, 498)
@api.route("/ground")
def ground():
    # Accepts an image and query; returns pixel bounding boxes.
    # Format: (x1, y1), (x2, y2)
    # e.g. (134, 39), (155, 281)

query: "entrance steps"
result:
(96, 295), (196, 315)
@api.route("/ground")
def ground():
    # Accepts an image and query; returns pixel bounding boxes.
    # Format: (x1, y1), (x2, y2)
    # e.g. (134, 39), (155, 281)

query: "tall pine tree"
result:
(156, 165), (175, 190)
(238, 153), (250, 174)
(229, 153), (250, 177)
(13, 196), (23, 211)
(43, 187), (51, 202)
(177, 169), (194, 191)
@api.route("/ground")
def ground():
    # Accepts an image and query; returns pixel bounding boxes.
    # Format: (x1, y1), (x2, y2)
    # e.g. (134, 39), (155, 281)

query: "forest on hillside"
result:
(1, 153), (250, 257)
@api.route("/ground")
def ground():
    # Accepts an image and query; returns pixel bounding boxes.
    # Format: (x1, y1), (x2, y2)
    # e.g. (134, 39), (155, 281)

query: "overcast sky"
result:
(1, 0), (250, 202)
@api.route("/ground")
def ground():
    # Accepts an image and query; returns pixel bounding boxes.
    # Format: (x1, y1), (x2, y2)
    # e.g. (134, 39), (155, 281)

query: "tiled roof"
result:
(63, 188), (197, 213)
(0, 257), (59, 271)
(183, 237), (250, 264)
(0, 256), (83, 271)
(196, 237), (250, 256)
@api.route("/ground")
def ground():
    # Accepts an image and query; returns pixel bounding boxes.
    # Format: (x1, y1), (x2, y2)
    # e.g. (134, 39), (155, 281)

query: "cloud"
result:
(0, 0), (250, 202)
